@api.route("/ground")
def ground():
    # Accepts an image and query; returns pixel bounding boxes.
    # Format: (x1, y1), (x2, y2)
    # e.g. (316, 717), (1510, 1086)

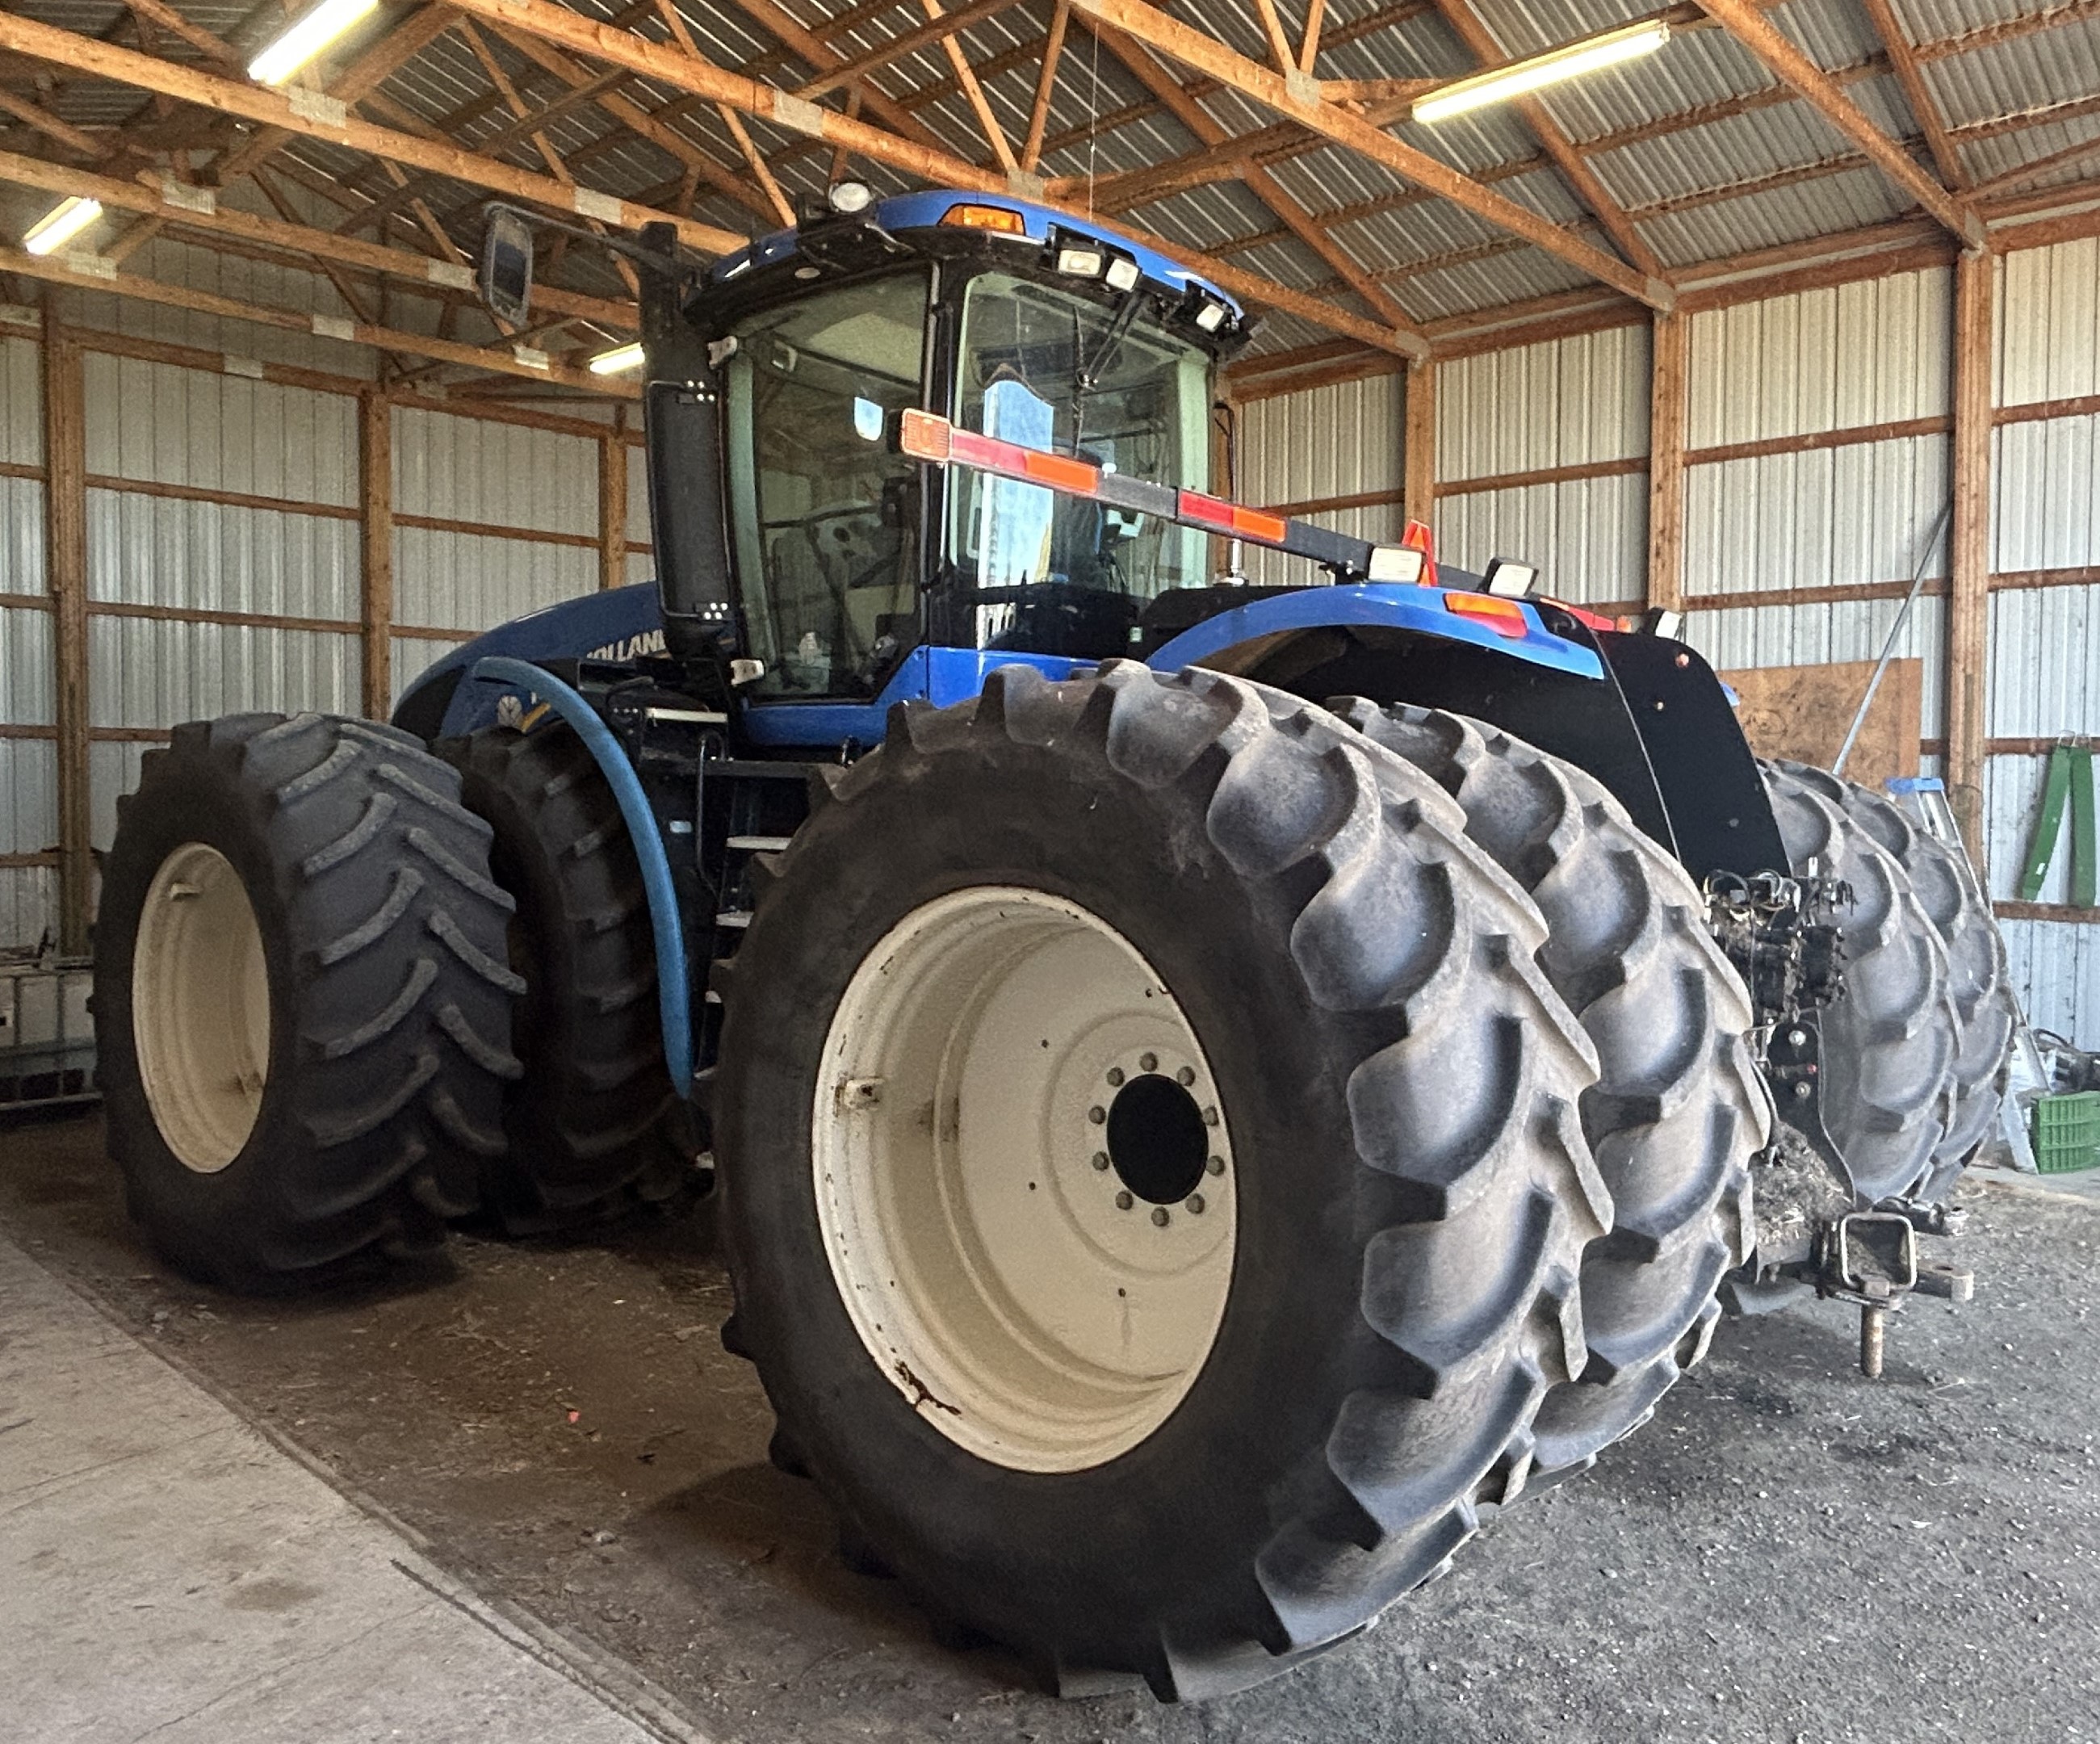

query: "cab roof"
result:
(707, 188), (1244, 321)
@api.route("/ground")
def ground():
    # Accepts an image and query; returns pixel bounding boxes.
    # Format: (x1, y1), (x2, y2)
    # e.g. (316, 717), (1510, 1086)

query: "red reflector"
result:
(1177, 490), (1288, 545)
(899, 408), (952, 463)
(1444, 592), (1529, 639)
(1544, 599), (1616, 632)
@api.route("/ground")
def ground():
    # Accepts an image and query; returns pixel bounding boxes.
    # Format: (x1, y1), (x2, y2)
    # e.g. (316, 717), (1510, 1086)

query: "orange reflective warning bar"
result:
(1176, 490), (1289, 547)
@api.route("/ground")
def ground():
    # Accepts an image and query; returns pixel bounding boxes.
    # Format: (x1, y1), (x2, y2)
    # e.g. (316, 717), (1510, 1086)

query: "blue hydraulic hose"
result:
(470, 656), (694, 1100)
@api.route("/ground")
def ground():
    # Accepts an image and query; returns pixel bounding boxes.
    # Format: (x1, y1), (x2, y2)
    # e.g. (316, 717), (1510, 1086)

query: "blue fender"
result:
(1145, 583), (1605, 681)
(392, 585), (668, 740)
(466, 656), (694, 1104)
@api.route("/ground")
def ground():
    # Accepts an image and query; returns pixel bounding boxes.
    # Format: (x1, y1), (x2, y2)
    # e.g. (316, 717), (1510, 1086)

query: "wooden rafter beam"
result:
(1691, 0), (1981, 243)
(0, 241), (623, 392)
(0, 10), (744, 254)
(715, 0), (957, 155)
(1421, 0), (1665, 278)
(794, 0), (1010, 100)
(481, 20), (782, 224)
(434, 0), (1427, 357)
(1082, 18), (1426, 338)
(0, 146), (637, 329)
(921, 0), (1016, 173)
(0, 84), (108, 159)
(1067, 0), (1672, 307)
(1855, 0), (1966, 189)
(1020, 0), (1071, 174)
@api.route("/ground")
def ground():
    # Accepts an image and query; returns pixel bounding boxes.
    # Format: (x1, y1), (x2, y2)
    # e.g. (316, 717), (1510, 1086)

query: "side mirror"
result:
(480, 209), (535, 329)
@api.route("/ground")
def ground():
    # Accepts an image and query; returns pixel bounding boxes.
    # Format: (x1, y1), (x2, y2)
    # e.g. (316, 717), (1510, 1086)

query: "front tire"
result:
(94, 714), (521, 1291)
(716, 664), (1609, 1699)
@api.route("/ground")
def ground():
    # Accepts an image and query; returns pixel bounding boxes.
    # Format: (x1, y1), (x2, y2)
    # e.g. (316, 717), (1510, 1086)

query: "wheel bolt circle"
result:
(1115, 1189), (1133, 1210)
(1151, 1206), (1170, 1227)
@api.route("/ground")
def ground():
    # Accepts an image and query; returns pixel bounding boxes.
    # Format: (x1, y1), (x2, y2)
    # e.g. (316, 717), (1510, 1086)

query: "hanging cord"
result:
(1832, 499), (1955, 778)
(1085, 22), (1104, 216)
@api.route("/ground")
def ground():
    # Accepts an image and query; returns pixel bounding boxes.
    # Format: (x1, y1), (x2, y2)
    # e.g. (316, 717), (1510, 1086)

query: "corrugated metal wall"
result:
(1989, 240), (2100, 1040)
(1236, 374), (1406, 586)
(0, 299), (650, 954)
(390, 405), (601, 701)
(1436, 325), (1649, 606)
(1236, 249), (2100, 1041)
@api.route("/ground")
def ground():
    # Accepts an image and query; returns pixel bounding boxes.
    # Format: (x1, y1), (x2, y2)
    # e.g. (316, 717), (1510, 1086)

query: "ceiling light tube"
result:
(248, 0), (380, 86)
(1412, 19), (1670, 124)
(23, 196), (103, 256)
(588, 342), (646, 375)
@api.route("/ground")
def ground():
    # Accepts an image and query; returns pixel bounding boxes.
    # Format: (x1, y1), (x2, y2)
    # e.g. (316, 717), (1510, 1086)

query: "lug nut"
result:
(1106, 1067), (1125, 1087)
(1091, 1151), (1110, 1171)
(1088, 1105), (1105, 1124)
(1186, 1194), (1205, 1214)
(1139, 1052), (1158, 1073)
(1206, 1156), (1225, 1176)
(1792, 1081), (1811, 1100)
(1115, 1190), (1133, 1210)
(1151, 1207), (1170, 1227)
(1788, 1028), (1808, 1046)
(1202, 1106), (1219, 1126)
(1176, 1066), (1195, 1086)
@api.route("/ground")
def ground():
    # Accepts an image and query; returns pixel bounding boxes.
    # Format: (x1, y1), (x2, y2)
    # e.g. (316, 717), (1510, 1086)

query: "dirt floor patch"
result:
(5, 1110), (2098, 1743)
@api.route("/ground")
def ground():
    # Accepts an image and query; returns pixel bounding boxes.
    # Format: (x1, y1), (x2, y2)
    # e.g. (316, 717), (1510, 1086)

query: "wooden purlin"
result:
(1066, 0), (1674, 308)
(0, 245), (625, 393)
(1691, 0), (1981, 244)
(1855, 0), (1968, 190)
(1079, 18), (1427, 340)
(0, 10), (743, 257)
(1420, 0), (1666, 279)
(433, 0), (1426, 359)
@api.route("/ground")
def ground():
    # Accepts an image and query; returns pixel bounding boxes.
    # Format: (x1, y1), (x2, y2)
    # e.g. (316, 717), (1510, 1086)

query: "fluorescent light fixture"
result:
(588, 342), (645, 375)
(248, 0), (379, 86)
(1412, 19), (1669, 124)
(23, 196), (102, 256)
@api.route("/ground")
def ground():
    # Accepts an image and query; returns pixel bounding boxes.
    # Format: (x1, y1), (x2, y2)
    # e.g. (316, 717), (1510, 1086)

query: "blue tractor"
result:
(94, 185), (2013, 1699)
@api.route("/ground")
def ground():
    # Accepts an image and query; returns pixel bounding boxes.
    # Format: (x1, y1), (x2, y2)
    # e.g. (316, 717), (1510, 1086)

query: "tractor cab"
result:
(642, 188), (1252, 713)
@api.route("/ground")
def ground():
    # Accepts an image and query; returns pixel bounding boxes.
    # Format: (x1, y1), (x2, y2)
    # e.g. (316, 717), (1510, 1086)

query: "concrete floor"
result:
(3, 1112), (2098, 1744)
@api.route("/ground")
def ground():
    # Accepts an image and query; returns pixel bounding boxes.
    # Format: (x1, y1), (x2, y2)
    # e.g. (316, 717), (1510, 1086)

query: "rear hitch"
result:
(1805, 1210), (1972, 1377)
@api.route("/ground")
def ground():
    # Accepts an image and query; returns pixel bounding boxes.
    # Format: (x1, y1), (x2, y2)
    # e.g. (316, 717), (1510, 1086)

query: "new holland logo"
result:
(587, 630), (668, 661)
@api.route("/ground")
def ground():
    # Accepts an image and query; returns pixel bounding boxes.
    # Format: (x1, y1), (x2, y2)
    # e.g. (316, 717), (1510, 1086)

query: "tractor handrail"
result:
(470, 655), (694, 1102)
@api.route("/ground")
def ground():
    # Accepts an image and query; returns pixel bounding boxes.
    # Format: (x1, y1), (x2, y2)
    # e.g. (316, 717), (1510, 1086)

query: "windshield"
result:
(723, 271), (928, 698)
(938, 272), (1213, 659)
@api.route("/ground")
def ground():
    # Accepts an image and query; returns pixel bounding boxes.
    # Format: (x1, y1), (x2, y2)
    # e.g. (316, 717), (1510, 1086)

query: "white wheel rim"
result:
(815, 887), (1236, 1474)
(132, 841), (271, 1174)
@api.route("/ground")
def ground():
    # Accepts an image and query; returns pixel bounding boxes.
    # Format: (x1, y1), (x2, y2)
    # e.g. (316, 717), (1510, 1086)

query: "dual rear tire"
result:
(97, 711), (690, 1289)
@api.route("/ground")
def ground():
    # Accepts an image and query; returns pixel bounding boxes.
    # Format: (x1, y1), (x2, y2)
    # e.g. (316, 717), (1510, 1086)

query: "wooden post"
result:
(358, 388), (392, 719)
(42, 310), (90, 954)
(598, 415), (628, 593)
(1403, 356), (1435, 530)
(1646, 308), (1687, 613)
(1946, 247), (1994, 858)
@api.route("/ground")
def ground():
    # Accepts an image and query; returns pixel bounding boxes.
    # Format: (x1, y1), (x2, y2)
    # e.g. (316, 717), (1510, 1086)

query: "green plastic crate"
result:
(2033, 1092), (2100, 1173)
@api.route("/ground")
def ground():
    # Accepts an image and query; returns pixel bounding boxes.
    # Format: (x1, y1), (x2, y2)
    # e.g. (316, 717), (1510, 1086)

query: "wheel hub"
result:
(132, 841), (270, 1174)
(813, 886), (1237, 1474)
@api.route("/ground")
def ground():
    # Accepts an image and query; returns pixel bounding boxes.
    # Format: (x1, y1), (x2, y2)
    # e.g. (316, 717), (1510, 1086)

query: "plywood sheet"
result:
(1718, 659), (1922, 790)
